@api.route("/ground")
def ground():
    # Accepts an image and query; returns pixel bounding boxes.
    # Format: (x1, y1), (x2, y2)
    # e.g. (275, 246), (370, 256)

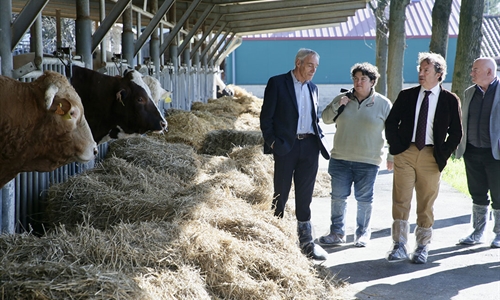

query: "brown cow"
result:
(0, 71), (98, 187)
(70, 65), (167, 144)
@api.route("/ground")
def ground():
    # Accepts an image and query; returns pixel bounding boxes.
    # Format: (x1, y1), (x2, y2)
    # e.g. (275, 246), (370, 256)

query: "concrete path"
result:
(310, 122), (500, 300)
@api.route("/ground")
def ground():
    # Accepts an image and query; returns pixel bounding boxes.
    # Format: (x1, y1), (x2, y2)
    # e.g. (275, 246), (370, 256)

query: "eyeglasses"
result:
(352, 77), (370, 83)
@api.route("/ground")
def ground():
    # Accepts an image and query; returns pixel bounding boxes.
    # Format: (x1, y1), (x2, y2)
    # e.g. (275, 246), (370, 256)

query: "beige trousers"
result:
(392, 144), (441, 228)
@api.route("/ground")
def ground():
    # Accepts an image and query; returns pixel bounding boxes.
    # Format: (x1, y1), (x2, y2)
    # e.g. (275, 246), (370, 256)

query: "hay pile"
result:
(200, 130), (264, 156)
(0, 86), (346, 299)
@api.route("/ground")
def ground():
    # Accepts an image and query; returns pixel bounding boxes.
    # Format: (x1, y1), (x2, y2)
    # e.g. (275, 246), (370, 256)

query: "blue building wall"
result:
(225, 37), (457, 85)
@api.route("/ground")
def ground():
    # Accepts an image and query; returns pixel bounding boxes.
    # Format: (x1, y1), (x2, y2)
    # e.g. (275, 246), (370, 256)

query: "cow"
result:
(69, 65), (167, 144)
(214, 73), (234, 98)
(0, 71), (98, 188)
(141, 74), (172, 108)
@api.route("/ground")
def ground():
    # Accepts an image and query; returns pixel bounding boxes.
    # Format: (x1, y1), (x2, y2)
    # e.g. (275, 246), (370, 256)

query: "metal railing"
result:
(1, 57), (220, 233)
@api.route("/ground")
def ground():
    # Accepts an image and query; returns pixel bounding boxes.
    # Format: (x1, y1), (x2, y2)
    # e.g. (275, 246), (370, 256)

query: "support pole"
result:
(76, 0), (93, 68)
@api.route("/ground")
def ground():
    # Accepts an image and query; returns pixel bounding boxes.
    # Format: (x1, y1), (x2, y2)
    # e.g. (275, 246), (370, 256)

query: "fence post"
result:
(1, 180), (15, 234)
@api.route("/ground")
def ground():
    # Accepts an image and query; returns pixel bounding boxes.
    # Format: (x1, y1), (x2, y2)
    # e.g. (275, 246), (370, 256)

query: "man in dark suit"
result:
(260, 48), (330, 260)
(385, 52), (462, 264)
(456, 57), (500, 248)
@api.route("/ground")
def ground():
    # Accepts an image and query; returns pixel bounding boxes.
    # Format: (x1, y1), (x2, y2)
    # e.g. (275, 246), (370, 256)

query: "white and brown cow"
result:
(69, 65), (167, 144)
(0, 71), (98, 187)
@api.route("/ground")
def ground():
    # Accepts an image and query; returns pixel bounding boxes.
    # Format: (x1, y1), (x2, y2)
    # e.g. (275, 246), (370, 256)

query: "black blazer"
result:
(260, 71), (330, 160)
(385, 85), (462, 171)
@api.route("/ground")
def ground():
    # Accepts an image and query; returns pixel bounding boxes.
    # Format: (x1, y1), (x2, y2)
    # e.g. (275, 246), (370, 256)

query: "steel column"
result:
(76, 0), (93, 68)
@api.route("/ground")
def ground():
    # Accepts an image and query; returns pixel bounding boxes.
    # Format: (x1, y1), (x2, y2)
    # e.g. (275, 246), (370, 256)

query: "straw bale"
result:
(199, 154), (238, 174)
(0, 228), (148, 299)
(191, 96), (246, 118)
(200, 129), (263, 156)
(160, 109), (234, 150)
(135, 266), (211, 300)
(179, 197), (340, 299)
(231, 94), (263, 118)
(313, 170), (332, 197)
(201, 169), (268, 205)
(44, 157), (192, 229)
(227, 145), (274, 189)
(234, 112), (261, 131)
(191, 110), (235, 130)
(161, 110), (215, 150)
(107, 136), (200, 182)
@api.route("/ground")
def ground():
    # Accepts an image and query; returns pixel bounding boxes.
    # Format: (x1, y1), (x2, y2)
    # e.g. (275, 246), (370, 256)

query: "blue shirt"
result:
(290, 70), (315, 135)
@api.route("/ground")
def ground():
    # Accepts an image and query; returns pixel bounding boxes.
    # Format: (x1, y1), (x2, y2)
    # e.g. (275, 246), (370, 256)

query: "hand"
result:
(386, 161), (394, 171)
(340, 96), (350, 106)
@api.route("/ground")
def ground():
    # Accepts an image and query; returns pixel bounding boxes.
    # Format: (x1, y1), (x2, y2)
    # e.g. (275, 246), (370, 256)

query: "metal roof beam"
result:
(228, 13), (349, 30)
(233, 16), (348, 35)
(217, 0), (366, 14)
(91, 0), (131, 53)
(190, 17), (224, 58)
(159, 0), (202, 55)
(134, 0), (175, 56)
(207, 30), (231, 62)
(11, 0), (49, 51)
(177, 4), (215, 55)
(222, 6), (359, 22)
(200, 23), (227, 59)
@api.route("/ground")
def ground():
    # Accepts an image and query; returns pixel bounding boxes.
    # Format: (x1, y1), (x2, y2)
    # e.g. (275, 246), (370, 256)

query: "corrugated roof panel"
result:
(244, 0), (462, 39)
(481, 16), (500, 57)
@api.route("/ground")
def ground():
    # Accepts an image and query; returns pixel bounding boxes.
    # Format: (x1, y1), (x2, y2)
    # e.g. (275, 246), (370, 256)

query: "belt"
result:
(297, 133), (315, 140)
(411, 142), (434, 147)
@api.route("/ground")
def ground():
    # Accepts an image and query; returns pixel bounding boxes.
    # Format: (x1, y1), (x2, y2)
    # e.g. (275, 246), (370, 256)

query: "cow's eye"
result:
(137, 97), (145, 103)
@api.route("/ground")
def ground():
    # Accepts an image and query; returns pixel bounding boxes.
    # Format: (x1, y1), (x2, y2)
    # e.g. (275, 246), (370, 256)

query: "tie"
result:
(415, 90), (431, 150)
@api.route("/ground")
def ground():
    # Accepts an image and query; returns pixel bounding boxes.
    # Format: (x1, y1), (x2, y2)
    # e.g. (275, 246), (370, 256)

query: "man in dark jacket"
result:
(385, 52), (462, 264)
(260, 48), (330, 260)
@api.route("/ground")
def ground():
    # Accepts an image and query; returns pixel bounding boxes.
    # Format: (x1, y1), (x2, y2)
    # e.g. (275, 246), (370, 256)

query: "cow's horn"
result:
(45, 84), (59, 109)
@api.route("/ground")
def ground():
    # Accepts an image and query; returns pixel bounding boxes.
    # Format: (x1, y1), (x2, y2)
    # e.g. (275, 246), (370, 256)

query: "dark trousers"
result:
(464, 144), (500, 210)
(272, 137), (320, 221)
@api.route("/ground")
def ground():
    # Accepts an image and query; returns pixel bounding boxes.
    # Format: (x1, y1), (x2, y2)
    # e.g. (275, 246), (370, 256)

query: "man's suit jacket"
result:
(455, 83), (500, 160)
(385, 85), (462, 172)
(260, 71), (330, 160)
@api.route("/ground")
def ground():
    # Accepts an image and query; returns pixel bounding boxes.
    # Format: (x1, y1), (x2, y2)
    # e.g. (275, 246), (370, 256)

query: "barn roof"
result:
(243, 0), (460, 39)
(10, 0), (370, 37)
(243, 0), (500, 59)
(482, 15), (500, 57)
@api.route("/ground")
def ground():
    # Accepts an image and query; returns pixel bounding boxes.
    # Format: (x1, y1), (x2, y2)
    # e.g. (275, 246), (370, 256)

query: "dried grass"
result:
(0, 85), (347, 300)
(43, 157), (192, 230)
(200, 129), (263, 156)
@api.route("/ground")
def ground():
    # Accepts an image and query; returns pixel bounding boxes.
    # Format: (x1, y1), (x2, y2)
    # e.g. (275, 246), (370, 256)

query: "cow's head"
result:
(141, 75), (172, 107)
(111, 70), (167, 138)
(40, 71), (98, 164)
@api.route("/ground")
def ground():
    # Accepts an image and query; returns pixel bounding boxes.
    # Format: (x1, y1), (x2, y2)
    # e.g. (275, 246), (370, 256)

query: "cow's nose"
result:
(160, 120), (168, 131)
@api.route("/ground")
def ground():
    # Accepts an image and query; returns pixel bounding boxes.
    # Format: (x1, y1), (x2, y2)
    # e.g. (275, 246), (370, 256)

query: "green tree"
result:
(387, 0), (411, 102)
(370, 0), (390, 96)
(451, 0), (485, 100)
(429, 0), (453, 58)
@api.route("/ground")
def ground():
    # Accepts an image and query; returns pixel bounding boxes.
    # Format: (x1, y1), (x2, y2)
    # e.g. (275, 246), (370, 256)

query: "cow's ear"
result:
(116, 89), (126, 106)
(49, 98), (73, 120)
(44, 84), (59, 109)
